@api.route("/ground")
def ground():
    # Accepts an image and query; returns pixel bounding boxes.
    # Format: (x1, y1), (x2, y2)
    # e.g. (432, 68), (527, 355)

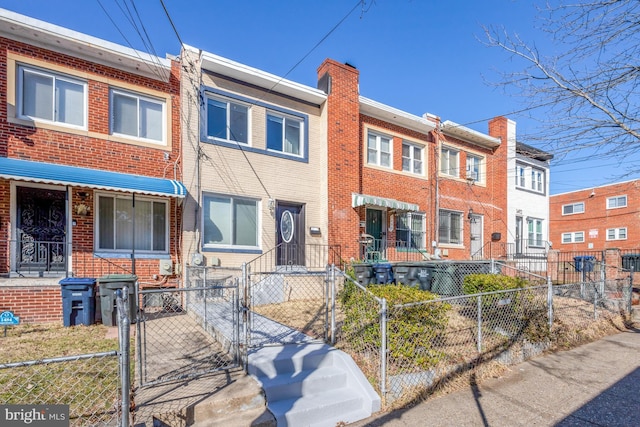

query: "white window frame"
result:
(367, 131), (392, 168)
(17, 64), (87, 129)
(606, 227), (627, 241)
(440, 146), (460, 178)
(531, 168), (544, 193)
(439, 209), (462, 245)
(562, 202), (585, 215)
(266, 111), (304, 157)
(202, 193), (260, 250)
(466, 154), (483, 183)
(204, 94), (250, 144)
(516, 165), (526, 188)
(402, 141), (424, 175)
(527, 218), (544, 247)
(110, 88), (166, 144)
(606, 195), (627, 209)
(561, 231), (585, 243)
(95, 193), (169, 254)
(396, 212), (426, 249)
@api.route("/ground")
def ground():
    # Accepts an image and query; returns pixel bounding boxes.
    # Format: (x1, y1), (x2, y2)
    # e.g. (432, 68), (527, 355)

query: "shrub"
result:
(462, 274), (528, 294)
(340, 282), (451, 370)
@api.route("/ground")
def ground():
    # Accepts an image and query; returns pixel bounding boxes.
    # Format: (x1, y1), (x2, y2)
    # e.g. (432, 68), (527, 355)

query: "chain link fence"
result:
(137, 274), (240, 387)
(336, 260), (633, 407)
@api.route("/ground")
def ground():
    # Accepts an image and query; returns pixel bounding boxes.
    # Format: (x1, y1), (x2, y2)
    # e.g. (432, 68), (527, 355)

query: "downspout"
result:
(434, 126), (441, 251)
(132, 193), (136, 275)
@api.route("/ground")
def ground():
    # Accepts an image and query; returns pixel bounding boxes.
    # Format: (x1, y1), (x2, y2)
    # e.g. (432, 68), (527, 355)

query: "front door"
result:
(470, 214), (483, 258)
(276, 202), (305, 266)
(365, 209), (384, 254)
(15, 186), (67, 273)
(515, 216), (523, 255)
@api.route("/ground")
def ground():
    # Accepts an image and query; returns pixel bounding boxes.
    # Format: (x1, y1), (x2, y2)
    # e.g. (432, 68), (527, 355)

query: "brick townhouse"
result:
(0, 10), (185, 323)
(317, 59), (509, 262)
(550, 180), (640, 252)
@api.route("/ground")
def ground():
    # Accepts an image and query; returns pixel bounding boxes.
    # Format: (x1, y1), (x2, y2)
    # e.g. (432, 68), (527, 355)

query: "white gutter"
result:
(441, 120), (501, 149)
(359, 96), (436, 134)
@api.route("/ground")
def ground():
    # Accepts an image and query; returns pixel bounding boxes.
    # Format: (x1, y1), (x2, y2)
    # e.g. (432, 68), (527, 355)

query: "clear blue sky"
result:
(3, 0), (639, 194)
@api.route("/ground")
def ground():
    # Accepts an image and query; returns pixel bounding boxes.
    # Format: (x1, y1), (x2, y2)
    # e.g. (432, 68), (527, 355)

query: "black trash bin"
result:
(373, 262), (394, 284)
(98, 274), (137, 326)
(574, 256), (595, 272)
(392, 262), (435, 291)
(59, 278), (96, 327)
(352, 263), (374, 286)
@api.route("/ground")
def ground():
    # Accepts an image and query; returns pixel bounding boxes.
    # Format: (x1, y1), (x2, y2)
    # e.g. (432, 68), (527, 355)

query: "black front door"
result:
(16, 186), (67, 273)
(276, 202), (305, 266)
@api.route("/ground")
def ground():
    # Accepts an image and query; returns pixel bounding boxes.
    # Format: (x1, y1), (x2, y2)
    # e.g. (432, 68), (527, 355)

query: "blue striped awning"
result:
(0, 157), (186, 197)
(352, 193), (419, 212)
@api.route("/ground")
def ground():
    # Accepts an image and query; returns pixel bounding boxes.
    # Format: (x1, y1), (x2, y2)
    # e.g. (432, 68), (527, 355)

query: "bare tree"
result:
(485, 0), (640, 168)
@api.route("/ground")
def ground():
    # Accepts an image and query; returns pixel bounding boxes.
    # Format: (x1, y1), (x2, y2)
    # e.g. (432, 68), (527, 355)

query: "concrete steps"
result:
(249, 343), (380, 427)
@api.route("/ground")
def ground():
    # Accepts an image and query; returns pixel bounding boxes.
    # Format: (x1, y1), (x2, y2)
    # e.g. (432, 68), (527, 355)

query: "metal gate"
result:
(244, 265), (338, 349)
(136, 275), (240, 387)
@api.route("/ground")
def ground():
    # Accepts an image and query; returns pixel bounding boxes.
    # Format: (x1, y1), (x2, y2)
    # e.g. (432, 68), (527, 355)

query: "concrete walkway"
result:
(352, 327), (640, 427)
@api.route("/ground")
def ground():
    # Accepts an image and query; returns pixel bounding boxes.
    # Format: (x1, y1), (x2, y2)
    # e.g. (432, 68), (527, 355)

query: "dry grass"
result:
(253, 299), (344, 339)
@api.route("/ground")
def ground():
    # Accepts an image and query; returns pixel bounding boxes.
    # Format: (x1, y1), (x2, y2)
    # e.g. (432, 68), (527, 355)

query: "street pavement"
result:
(352, 327), (640, 427)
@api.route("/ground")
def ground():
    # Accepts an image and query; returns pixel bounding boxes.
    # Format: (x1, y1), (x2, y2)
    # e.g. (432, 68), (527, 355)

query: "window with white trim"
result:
(367, 131), (392, 167)
(561, 231), (585, 243)
(111, 89), (165, 143)
(607, 195), (627, 209)
(607, 227), (627, 240)
(440, 147), (459, 177)
(267, 112), (303, 156)
(562, 202), (585, 215)
(205, 95), (249, 144)
(402, 141), (423, 174)
(516, 165), (526, 188)
(396, 212), (426, 249)
(97, 195), (168, 253)
(527, 218), (543, 247)
(531, 168), (544, 192)
(439, 210), (462, 244)
(17, 65), (86, 128)
(466, 154), (482, 183)
(203, 194), (258, 249)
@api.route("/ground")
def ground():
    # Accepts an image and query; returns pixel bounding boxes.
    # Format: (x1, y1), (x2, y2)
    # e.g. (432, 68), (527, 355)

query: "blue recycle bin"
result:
(574, 256), (595, 272)
(59, 278), (96, 327)
(373, 262), (394, 284)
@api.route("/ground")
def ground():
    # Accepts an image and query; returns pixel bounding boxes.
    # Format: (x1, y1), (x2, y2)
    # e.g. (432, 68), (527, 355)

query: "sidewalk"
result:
(353, 328), (640, 427)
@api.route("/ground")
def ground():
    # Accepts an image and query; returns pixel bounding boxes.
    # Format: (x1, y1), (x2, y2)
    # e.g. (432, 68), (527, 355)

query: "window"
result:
(402, 142), (423, 174)
(607, 228), (627, 240)
(203, 194), (258, 249)
(607, 195), (627, 209)
(97, 195), (167, 253)
(367, 131), (392, 167)
(516, 165), (526, 188)
(561, 231), (584, 243)
(440, 147), (459, 177)
(111, 89), (165, 143)
(527, 218), (543, 247)
(396, 212), (426, 249)
(439, 210), (462, 244)
(18, 65), (86, 128)
(562, 202), (584, 215)
(466, 154), (482, 182)
(267, 113), (303, 156)
(205, 96), (249, 144)
(531, 169), (544, 192)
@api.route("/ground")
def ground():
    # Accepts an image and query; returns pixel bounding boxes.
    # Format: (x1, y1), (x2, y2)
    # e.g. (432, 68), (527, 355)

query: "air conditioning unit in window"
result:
(191, 253), (205, 266)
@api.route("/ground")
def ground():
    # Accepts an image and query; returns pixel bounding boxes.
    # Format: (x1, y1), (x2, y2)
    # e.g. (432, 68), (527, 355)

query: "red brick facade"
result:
(550, 180), (640, 251)
(319, 58), (509, 261)
(0, 34), (182, 323)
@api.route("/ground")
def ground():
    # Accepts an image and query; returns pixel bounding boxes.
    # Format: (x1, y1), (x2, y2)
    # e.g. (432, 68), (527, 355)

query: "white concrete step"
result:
(249, 343), (380, 427)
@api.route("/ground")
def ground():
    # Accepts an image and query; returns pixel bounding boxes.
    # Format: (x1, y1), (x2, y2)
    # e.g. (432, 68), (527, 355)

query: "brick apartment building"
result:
(317, 59), (510, 262)
(550, 179), (640, 252)
(0, 10), (185, 322)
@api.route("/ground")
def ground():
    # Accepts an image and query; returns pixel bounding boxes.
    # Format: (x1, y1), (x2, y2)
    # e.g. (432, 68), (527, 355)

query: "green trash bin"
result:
(431, 263), (458, 296)
(98, 274), (137, 326)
